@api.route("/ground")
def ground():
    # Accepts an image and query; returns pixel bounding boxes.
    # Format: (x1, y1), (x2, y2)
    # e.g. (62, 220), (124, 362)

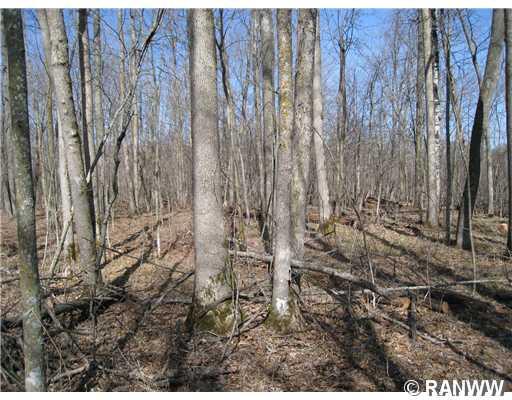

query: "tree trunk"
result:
(0, 15), (14, 216)
(422, 9), (441, 227)
(3, 9), (47, 391)
(260, 9), (275, 253)
(291, 9), (316, 261)
(336, 33), (347, 211)
(130, 10), (140, 213)
(188, 9), (233, 334)
(312, 13), (331, 224)
(78, 9), (97, 235)
(506, 9), (512, 252)
(414, 10), (425, 211)
(456, 9), (504, 249)
(270, 9), (297, 330)
(485, 129), (494, 216)
(37, 9), (75, 261)
(117, 10), (136, 215)
(93, 9), (106, 225)
(45, 9), (102, 289)
(442, 10), (452, 245)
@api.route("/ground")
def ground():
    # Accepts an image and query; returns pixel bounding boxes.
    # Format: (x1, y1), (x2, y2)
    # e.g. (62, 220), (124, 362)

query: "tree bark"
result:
(45, 9), (102, 289)
(506, 9), (512, 252)
(414, 11), (425, 211)
(188, 9), (232, 333)
(312, 13), (331, 224)
(78, 9), (97, 234)
(3, 8), (47, 391)
(456, 9), (504, 249)
(442, 10), (452, 245)
(37, 9), (75, 261)
(0, 14), (14, 216)
(421, 9), (441, 227)
(93, 9), (106, 224)
(260, 9), (275, 252)
(130, 9), (140, 213)
(291, 9), (317, 261)
(336, 27), (347, 211)
(270, 9), (296, 329)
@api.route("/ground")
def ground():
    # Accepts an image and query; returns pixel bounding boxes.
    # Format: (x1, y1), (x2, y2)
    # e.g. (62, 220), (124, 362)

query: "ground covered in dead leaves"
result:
(1, 206), (511, 391)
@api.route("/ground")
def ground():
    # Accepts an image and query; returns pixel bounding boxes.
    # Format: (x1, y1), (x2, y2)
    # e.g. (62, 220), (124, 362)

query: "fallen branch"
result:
(230, 250), (387, 298)
(330, 278), (510, 297)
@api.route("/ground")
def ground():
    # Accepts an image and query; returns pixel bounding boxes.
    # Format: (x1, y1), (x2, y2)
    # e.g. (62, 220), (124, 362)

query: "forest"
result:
(0, 7), (512, 393)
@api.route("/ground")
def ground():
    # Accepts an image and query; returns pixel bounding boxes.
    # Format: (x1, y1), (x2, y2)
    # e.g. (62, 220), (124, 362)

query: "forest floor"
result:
(1, 204), (512, 391)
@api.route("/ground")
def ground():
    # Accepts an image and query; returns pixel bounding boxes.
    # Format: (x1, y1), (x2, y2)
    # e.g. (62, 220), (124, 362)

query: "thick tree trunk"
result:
(291, 9), (316, 261)
(506, 9), (512, 252)
(188, 9), (233, 334)
(456, 9), (504, 249)
(270, 9), (296, 330)
(3, 9), (47, 391)
(260, 9), (275, 252)
(45, 9), (102, 289)
(312, 14), (331, 224)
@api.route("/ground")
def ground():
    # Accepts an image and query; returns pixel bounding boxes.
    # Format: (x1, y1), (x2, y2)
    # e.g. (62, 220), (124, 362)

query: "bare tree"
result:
(38, 9), (75, 261)
(421, 9), (441, 227)
(312, 13), (331, 223)
(78, 9), (97, 233)
(291, 9), (317, 261)
(45, 9), (102, 289)
(0, 12), (14, 216)
(260, 9), (275, 252)
(93, 9), (106, 223)
(414, 10), (425, 210)
(456, 9), (504, 249)
(506, 9), (512, 252)
(270, 8), (297, 330)
(188, 9), (233, 333)
(3, 8), (46, 391)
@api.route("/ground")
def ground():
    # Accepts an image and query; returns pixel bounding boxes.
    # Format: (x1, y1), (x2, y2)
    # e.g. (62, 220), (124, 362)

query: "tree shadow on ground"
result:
(303, 301), (412, 391)
(363, 230), (512, 353)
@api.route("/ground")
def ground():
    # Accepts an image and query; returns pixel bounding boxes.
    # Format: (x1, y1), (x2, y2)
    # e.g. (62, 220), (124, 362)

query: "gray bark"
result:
(45, 9), (102, 288)
(312, 14), (331, 223)
(456, 9), (504, 249)
(93, 9), (106, 223)
(188, 9), (232, 332)
(422, 9), (441, 227)
(118, 10), (136, 215)
(130, 9), (140, 213)
(414, 11), (425, 210)
(291, 9), (317, 261)
(3, 8), (47, 391)
(506, 9), (512, 252)
(271, 9), (294, 324)
(260, 9), (275, 252)
(0, 14), (14, 216)
(78, 9), (97, 234)
(37, 9), (75, 261)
